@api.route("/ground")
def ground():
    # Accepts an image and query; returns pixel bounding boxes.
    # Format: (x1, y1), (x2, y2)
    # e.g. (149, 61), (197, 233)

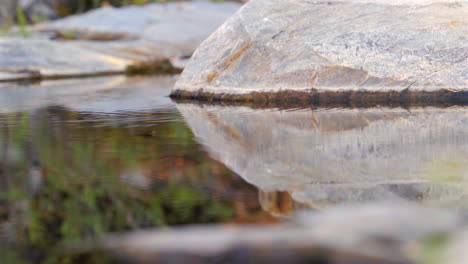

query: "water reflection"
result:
(0, 75), (176, 114)
(176, 103), (468, 213)
(2, 75), (468, 263)
(0, 78), (274, 264)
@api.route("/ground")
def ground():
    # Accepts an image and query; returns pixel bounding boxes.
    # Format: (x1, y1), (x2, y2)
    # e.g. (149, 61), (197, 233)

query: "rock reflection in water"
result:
(176, 103), (468, 213)
(0, 105), (275, 264)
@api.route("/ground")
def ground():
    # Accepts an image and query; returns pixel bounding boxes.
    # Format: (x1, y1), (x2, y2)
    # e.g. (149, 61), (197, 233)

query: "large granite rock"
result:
(0, 1), (241, 81)
(175, 102), (468, 212)
(172, 0), (468, 101)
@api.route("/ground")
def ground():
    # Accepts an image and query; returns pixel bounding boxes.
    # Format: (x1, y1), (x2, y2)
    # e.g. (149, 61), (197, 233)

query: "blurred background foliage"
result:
(0, 107), (272, 264)
(41, 0), (187, 17)
(1, 0), (243, 26)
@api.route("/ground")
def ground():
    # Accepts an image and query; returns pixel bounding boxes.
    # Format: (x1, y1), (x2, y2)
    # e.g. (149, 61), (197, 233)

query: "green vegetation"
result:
(0, 107), (245, 264)
(420, 234), (451, 264)
(15, 8), (30, 38)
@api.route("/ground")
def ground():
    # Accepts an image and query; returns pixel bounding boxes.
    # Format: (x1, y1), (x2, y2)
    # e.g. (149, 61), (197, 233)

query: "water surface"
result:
(1, 76), (467, 263)
(0, 76), (274, 264)
(177, 102), (468, 211)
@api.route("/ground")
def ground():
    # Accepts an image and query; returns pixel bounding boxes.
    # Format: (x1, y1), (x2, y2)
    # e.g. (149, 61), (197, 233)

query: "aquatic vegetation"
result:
(0, 107), (266, 263)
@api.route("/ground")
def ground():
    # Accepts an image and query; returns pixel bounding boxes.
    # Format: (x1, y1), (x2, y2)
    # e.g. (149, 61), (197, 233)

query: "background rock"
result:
(34, 1), (241, 63)
(0, 38), (132, 81)
(0, 1), (241, 81)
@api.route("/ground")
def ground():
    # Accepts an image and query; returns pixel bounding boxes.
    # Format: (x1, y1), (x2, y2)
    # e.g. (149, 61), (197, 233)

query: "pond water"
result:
(0, 76), (467, 263)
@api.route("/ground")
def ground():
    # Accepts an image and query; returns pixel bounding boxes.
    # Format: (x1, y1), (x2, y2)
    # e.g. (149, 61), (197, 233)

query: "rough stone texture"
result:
(0, 1), (241, 81)
(84, 202), (464, 264)
(173, 0), (468, 99)
(175, 103), (468, 211)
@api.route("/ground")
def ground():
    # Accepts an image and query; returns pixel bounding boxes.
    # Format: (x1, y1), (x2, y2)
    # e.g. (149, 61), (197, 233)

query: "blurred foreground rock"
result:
(81, 202), (466, 264)
(0, 1), (241, 81)
(173, 0), (468, 101)
(175, 102), (468, 214)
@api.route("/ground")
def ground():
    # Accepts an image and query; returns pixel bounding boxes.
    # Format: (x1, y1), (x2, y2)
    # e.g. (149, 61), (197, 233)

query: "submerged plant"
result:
(0, 108), (239, 264)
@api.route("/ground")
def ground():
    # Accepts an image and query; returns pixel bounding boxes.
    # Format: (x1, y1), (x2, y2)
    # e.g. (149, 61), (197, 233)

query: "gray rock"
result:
(0, 38), (132, 81)
(85, 202), (464, 264)
(175, 103), (468, 212)
(33, 1), (241, 59)
(173, 0), (468, 100)
(0, 1), (241, 81)
(447, 228), (468, 264)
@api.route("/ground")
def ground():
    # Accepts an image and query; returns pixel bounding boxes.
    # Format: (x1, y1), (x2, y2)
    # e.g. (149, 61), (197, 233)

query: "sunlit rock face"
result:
(176, 103), (468, 211)
(173, 0), (467, 99)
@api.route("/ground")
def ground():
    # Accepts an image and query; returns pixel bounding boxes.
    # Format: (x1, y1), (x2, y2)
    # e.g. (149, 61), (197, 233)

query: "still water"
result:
(1, 76), (467, 263)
